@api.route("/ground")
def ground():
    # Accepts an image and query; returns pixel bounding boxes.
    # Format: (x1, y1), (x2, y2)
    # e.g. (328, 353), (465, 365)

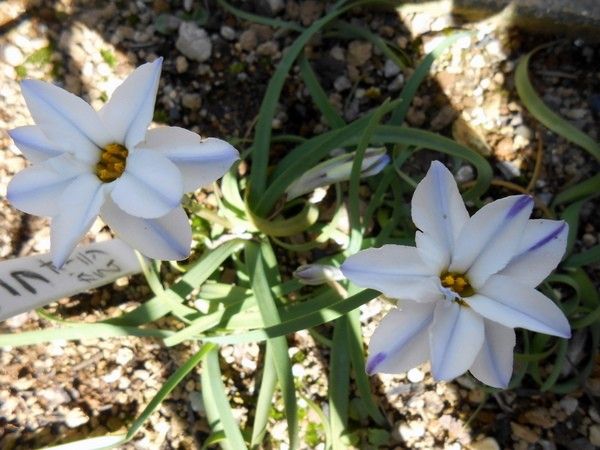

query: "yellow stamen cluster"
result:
(441, 272), (474, 297)
(96, 143), (128, 182)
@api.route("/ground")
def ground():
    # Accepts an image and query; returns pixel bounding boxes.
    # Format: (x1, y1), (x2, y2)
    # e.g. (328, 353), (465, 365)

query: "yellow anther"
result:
(441, 274), (455, 287)
(96, 143), (128, 182)
(440, 272), (473, 297)
(454, 277), (468, 293)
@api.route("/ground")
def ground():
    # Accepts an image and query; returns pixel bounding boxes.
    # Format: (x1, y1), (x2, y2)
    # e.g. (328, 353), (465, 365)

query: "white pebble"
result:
(407, 367), (424, 383)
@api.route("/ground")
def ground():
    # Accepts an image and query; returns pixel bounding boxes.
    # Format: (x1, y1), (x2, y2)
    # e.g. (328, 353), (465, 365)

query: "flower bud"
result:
(293, 264), (345, 285)
(285, 147), (390, 200)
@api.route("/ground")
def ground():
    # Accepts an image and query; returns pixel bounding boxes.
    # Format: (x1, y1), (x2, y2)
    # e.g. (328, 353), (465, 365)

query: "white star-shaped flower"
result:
(341, 161), (571, 388)
(7, 58), (239, 267)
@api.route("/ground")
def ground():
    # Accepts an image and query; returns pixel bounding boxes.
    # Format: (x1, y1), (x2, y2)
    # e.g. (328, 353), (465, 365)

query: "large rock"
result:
(176, 22), (212, 62)
(397, 0), (600, 40)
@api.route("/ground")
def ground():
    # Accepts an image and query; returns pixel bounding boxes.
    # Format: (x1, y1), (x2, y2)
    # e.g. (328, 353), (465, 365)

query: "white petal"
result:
(450, 195), (533, 288)
(429, 301), (484, 381)
(51, 174), (105, 267)
(467, 274), (571, 338)
(415, 231), (447, 274)
(341, 245), (442, 302)
(140, 127), (239, 192)
(366, 301), (435, 374)
(499, 220), (568, 287)
(101, 198), (192, 261)
(411, 161), (469, 269)
(7, 154), (88, 216)
(99, 58), (162, 149)
(470, 319), (515, 388)
(20, 79), (109, 162)
(111, 150), (183, 218)
(8, 126), (62, 163)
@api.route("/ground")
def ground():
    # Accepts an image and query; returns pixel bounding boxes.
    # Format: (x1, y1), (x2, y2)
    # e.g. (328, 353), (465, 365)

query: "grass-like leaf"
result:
(202, 346), (249, 450)
(127, 344), (215, 440)
(299, 56), (346, 129)
(0, 323), (173, 347)
(203, 289), (379, 345)
(247, 242), (299, 449)
(251, 343), (278, 448)
(329, 317), (351, 450)
(516, 44), (600, 161)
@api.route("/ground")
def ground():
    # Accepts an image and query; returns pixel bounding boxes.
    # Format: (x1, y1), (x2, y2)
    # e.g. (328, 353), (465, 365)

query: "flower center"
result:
(96, 143), (128, 183)
(440, 272), (474, 298)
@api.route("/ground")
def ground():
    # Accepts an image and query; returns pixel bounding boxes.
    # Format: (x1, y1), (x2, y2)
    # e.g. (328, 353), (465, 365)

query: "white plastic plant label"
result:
(0, 239), (141, 322)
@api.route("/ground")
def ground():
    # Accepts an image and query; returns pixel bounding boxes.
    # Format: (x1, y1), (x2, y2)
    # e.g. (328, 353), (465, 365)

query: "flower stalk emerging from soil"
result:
(7, 58), (239, 267)
(341, 161), (571, 388)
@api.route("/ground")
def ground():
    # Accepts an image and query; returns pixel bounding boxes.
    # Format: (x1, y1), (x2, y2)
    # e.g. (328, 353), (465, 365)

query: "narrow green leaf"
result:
(127, 344), (215, 440)
(203, 289), (379, 345)
(516, 44), (600, 161)
(299, 56), (346, 129)
(564, 245), (600, 268)
(251, 344), (278, 448)
(329, 317), (350, 449)
(106, 239), (245, 326)
(247, 200), (319, 237)
(388, 32), (469, 126)
(163, 296), (260, 346)
(42, 435), (126, 450)
(247, 242), (298, 449)
(0, 323), (173, 347)
(249, 1), (352, 200)
(216, 0), (303, 31)
(552, 173), (600, 207)
(348, 99), (391, 254)
(346, 308), (386, 425)
(261, 122), (491, 213)
(202, 347), (248, 450)
(332, 19), (409, 70)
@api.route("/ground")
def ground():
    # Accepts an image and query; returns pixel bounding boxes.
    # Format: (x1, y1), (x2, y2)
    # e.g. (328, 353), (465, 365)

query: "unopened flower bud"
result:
(285, 147), (390, 201)
(293, 264), (345, 285)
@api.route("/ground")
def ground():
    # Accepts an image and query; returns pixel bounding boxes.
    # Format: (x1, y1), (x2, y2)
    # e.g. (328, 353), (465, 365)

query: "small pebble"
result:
(559, 397), (578, 415)
(116, 347), (134, 365)
(582, 233), (597, 247)
(220, 25), (236, 41)
(470, 54), (486, 69)
(590, 424), (600, 446)
(470, 437), (500, 450)
(347, 40), (372, 66)
(239, 29), (257, 51)
(456, 165), (475, 183)
(176, 22), (212, 62)
(384, 59), (401, 78)
(497, 160), (521, 179)
(182, 93), (202, 110)
(65, 407), (89, 428)
(334, 76), (351, 92)
(175, 55), (189, 73)
(256, 41), (279, 57)
(514, 125), (532, 140)
(1, 44), (25, 66)
(407, 367), (424, 383)
(189, 391), (205, 414)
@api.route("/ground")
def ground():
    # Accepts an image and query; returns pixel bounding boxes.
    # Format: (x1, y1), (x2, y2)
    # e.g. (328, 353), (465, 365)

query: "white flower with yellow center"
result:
(7, 58), (238, 267)
(341, 161), (571, 388)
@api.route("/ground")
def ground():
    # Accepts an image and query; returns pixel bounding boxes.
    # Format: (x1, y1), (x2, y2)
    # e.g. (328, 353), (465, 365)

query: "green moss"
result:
(228, 62), (246, 75)
(305, 422), (321, 447)
(100, 49), (117, 68)
(15, 65), (27, 78)
(26, 45), (53, 66)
